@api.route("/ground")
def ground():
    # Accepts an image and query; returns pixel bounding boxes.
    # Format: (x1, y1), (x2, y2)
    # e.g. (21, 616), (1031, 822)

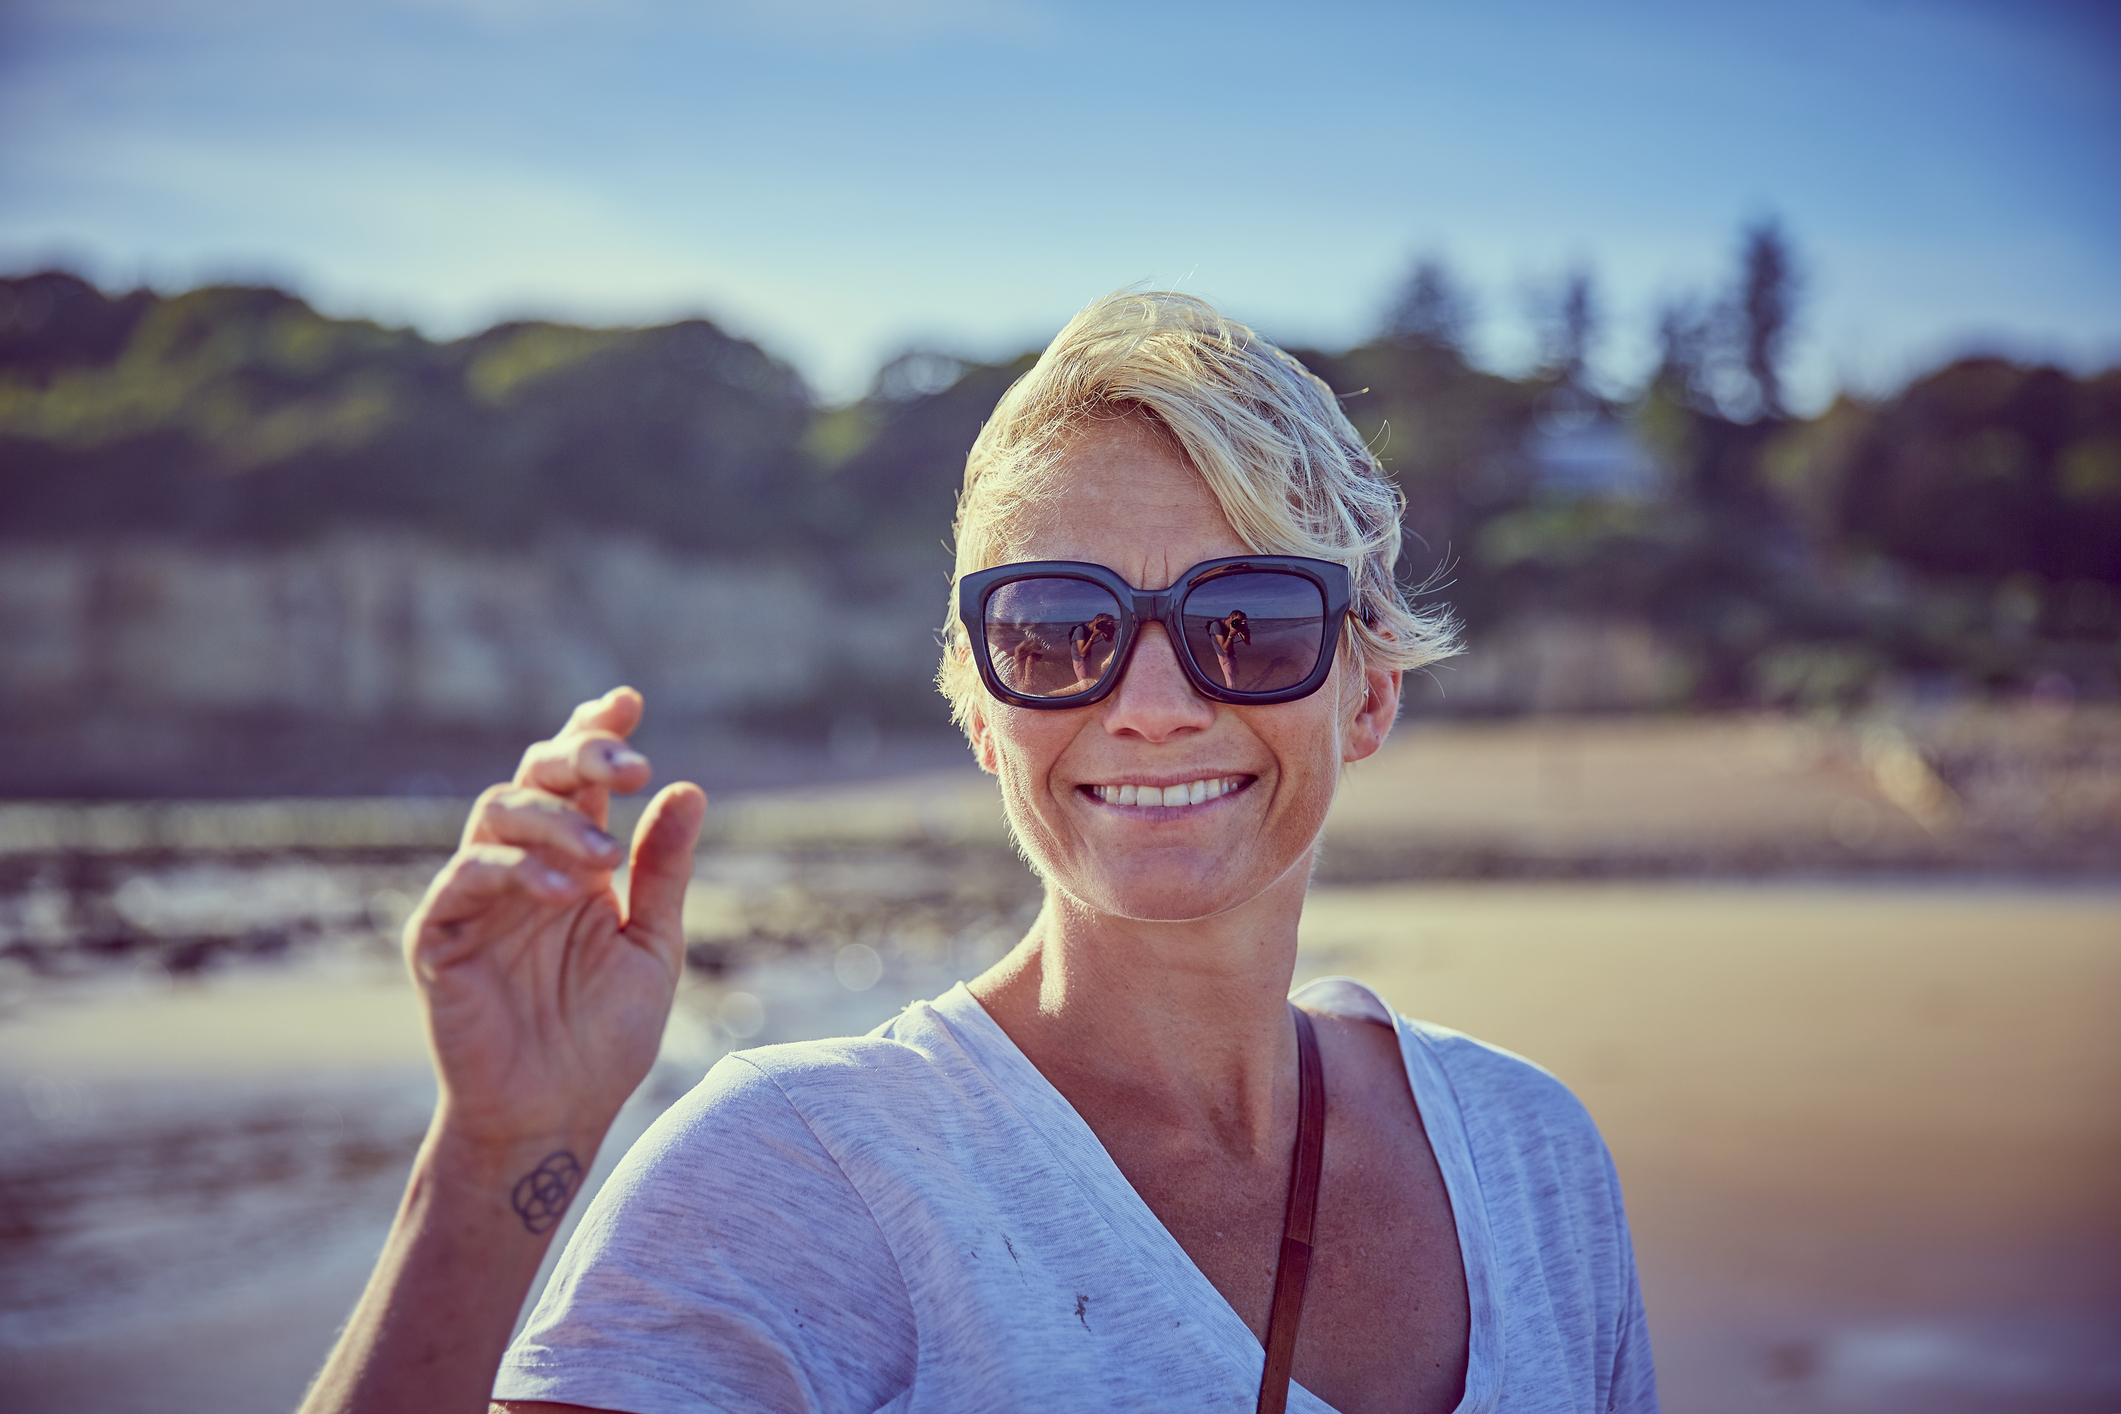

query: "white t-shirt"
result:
(496, 978), (1658, 1413)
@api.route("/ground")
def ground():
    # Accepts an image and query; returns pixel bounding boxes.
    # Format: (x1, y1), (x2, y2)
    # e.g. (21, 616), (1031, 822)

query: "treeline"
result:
(1290, 228), (2121, 704)
(2, 227), (2116, 708)
(0, 276), (816, 551)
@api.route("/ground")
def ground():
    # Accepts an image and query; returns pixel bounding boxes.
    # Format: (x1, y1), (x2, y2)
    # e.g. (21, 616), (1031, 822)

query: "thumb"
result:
(623, 782), (706, 967)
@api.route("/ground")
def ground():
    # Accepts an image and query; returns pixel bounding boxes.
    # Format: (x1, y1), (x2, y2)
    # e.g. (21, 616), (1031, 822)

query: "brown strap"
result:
(1255, 1005), (1326, 1414)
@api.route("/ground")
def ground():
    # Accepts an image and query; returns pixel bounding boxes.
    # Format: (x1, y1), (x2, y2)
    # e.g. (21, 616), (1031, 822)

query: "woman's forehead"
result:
(995, 419), (1247, 574)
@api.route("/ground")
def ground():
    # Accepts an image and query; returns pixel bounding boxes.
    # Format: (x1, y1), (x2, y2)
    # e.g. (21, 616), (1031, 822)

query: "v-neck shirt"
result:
(496, 978), (1658, 1413)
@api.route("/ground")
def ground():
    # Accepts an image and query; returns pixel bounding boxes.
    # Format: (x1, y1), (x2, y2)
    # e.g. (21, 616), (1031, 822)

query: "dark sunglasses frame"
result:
(958, 555), (1354, 710)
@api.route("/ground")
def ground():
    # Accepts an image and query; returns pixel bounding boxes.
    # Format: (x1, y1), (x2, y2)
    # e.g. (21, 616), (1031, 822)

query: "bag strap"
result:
(1255, 1005), (1327, 1414)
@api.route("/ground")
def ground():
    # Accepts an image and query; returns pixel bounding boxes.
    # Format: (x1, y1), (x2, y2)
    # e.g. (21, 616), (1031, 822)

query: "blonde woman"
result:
(304, 293), (1658, 1414)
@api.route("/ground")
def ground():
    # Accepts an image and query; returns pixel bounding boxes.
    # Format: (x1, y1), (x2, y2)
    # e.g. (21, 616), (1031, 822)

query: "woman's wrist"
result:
(419, 1108), (614, 1238)
(297, 1114), (613, 1414)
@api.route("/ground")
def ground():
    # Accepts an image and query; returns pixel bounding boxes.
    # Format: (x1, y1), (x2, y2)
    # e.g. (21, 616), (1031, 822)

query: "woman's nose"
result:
(1102, 623), (1214, 740)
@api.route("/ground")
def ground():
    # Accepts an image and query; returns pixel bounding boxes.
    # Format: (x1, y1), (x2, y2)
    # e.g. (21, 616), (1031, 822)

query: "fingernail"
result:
(586, 827), (619, 854)
(540, 868), (572, 891)
(610, 748), (648, 771)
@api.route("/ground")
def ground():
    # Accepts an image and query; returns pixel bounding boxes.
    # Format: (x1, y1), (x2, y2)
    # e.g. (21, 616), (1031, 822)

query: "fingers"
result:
(517, 730), (653, 799)
(560, 684), (643, 740)
(509, 688), (654, 833)
(624, 783), (707, 967)
(410, 843), (579, 943)
(464, 784), (626, 868)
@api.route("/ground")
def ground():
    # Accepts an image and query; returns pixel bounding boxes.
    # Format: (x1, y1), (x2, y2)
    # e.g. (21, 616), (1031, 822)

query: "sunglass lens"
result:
(1181, 572), (1327, 695)
(984, 578), (1124, 699)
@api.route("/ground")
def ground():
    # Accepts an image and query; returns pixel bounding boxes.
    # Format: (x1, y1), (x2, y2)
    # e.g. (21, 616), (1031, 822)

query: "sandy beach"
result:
(3, 877), (2115, 1412)
(1296, 882), (2121, 1411)
(4, 715), (2118, 1409)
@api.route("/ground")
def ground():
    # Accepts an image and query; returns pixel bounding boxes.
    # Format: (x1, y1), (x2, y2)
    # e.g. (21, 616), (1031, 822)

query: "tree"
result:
(1536, 268), (1598, 390)
(1654, 298), (1712, 404)
(1733, 219), (1797, 420)
(1382, 257), (1474, 354)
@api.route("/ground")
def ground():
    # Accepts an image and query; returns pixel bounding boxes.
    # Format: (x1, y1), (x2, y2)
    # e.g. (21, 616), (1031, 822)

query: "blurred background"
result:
(0, 1), (2117, 1411)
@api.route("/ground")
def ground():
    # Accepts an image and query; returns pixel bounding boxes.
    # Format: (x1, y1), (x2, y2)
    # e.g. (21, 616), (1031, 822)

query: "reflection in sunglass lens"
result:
(984, 578), (1124, 699)
(1180, 572), (1327, 694)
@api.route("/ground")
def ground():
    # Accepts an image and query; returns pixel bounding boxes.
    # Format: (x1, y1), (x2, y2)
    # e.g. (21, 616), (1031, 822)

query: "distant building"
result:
(1525, 390), (1664, 499)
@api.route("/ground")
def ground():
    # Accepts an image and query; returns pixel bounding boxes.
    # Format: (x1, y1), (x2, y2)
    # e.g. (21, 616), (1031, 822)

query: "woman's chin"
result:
(1057, 854), (1293, 924)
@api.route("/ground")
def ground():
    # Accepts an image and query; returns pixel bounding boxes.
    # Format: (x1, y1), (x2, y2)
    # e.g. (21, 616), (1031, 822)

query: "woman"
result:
(302, 292), (1657, 1413)
(1208, 608), (1251, 689)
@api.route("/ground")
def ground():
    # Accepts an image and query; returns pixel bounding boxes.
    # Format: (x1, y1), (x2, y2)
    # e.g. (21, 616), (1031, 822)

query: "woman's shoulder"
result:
(577, 1004), (984, 1272)
(1401, 1016), (1583, 1113)
(651, 988), (1003, 1164)
(1401, 1017), (1616, 1169)
(1298, 976), (1606, 1157)
(503, 1023), (931, 1411)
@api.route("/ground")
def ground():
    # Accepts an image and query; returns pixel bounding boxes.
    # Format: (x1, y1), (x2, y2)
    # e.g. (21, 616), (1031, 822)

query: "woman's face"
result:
(964, 415), (1401, 924)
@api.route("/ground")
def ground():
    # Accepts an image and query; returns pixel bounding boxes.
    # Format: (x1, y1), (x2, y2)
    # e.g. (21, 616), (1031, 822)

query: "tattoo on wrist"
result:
(511, 1150), (585, 1234)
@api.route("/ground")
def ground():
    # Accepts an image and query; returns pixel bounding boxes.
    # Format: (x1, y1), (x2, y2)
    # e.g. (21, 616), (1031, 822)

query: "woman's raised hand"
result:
(405, 686), (706, 1156)
(301, 693), (704, 1414)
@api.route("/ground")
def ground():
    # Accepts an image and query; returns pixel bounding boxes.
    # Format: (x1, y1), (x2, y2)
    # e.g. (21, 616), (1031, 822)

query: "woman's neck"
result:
(968, 849), (1314, 1160)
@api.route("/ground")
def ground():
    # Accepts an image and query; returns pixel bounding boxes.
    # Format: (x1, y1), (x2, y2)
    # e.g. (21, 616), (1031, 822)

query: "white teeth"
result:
(1093, 776), (1242, 807)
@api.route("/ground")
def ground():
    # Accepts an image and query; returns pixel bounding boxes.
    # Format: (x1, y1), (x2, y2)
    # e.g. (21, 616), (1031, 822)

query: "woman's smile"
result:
(959, 412), (1355, 923)
(1079, 773), (1256, 811)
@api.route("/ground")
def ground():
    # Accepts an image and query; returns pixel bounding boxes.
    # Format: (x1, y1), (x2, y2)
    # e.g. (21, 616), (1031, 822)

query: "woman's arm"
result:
(303, 1127), (609, 1414)
(299, 688), (705, 1414)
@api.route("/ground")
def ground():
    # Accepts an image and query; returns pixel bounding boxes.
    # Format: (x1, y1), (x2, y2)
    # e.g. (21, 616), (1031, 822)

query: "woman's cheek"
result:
(992, 741), (1072, 876)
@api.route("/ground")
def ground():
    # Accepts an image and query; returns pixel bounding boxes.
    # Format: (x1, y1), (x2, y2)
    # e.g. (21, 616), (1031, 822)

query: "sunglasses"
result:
(958, 555), (1354, 709)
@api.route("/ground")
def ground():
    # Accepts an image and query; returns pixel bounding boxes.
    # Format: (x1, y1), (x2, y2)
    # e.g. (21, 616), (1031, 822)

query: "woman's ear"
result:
(965, 702), (1001, 776)
(948, 637), (1002, 776)
(1342, 663), (1401, 765)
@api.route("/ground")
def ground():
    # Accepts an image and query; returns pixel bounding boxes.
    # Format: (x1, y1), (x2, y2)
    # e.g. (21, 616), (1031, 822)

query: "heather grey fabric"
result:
(495, 978), (1658, 1413)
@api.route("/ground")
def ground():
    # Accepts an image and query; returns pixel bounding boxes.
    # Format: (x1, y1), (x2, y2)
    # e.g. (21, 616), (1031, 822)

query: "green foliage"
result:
(1294, 337), (1541, 607)
(462, 324), (630, 406)
(811, 352), (1038, 558)
(0, 273), (814, 551)
(1823, 359), (2121, 584)
(3, 255), (2115, 709)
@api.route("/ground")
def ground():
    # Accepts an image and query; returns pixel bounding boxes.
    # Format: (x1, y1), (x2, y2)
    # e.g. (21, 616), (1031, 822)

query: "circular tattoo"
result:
(512, 1150), (585, 1235)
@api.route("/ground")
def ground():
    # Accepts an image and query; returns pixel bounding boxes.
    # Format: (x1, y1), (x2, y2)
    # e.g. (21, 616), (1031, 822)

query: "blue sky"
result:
(2, 0), (2116, 404)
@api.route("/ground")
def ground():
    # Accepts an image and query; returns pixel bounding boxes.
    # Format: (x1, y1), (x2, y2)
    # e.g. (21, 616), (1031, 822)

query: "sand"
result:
(2, 883), (2117, 1412)
(1295, 883), (2121, 1411)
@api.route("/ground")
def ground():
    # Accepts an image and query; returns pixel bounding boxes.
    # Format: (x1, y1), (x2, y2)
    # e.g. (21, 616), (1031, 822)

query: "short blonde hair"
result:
(938, 290), (1458, 729)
